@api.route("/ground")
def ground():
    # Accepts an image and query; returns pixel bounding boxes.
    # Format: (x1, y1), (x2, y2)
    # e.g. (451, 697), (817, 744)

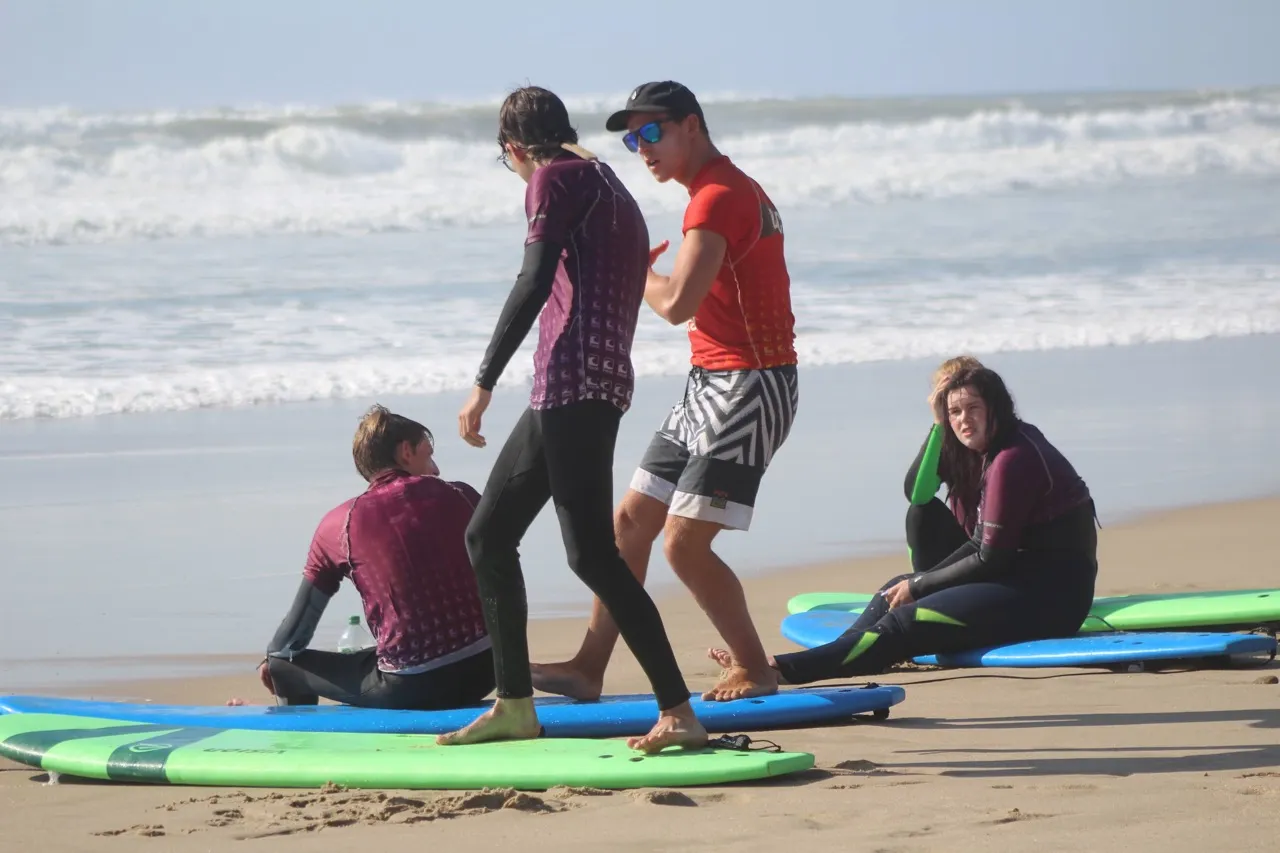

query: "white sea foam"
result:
(4, 263), (1277, 420)
(3, 90), (1278, 246)
(5, 88), (1279, 421)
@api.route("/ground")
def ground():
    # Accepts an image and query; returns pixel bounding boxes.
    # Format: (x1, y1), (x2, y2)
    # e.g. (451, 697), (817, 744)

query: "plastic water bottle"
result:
(337, 615), (374, 653)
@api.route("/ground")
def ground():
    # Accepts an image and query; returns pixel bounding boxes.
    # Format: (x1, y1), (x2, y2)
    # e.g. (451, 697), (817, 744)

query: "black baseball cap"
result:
(605, 81), (706, 132)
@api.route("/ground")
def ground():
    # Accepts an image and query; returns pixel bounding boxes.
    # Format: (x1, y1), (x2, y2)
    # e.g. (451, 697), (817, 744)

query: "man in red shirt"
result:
(243, 405), (494, 710)
(533, 81), (799, 703)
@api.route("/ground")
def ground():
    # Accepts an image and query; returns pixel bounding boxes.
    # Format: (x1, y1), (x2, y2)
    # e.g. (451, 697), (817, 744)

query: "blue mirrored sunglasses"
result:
(622, 120), (669, 153)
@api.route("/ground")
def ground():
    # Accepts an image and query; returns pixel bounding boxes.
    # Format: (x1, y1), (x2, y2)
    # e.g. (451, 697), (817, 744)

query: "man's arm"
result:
(266, 516), (344, 659)
(265, 578), (333, 659)
(645, 228), (726, 325)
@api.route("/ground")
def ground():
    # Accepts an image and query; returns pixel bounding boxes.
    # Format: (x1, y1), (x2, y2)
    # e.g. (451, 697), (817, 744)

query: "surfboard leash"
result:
(707, 734), (784, 753)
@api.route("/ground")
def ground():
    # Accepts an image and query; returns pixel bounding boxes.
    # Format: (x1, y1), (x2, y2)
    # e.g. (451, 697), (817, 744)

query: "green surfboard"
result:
(785, 588), (1280, 633)
(786, 592), (875, 615)
(0, 713), (814, 791)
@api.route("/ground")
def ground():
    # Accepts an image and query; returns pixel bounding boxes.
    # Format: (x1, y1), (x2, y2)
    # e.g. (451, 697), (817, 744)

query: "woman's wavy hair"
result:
(933, 366), (1020, 528)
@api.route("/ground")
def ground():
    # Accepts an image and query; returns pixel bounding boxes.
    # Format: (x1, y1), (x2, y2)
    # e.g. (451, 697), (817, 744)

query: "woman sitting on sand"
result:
(903, 355), (985, 571)
(713, 364), (1100, 683)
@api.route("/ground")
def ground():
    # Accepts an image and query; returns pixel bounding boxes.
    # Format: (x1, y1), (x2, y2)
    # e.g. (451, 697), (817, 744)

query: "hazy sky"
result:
(2, 0), (1278, 111)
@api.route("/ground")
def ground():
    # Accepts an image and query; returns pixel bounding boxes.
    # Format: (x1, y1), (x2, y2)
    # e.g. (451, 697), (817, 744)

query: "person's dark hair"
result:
(498, 86), (578, 163)
(351, 404), (432, 482)
(933, 367), (1020, 527)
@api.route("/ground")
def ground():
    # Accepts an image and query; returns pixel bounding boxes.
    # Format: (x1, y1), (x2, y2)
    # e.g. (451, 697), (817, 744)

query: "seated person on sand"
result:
(905, 355), (984, 566)
(710, 364), (1100, 684)
(230, 405), (495, 709)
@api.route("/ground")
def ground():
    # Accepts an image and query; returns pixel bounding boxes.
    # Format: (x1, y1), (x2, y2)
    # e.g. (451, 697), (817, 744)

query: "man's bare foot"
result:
(435, 697), (541, 746)
(709, 647), (780, 669)
(706, 648), (787, 687)
(702, 663), (780, 702)
(225, 698), (248, 706)
(530, 660), (604, 702)
(626, 702), (708, 753)
(706, 647), (736, 669)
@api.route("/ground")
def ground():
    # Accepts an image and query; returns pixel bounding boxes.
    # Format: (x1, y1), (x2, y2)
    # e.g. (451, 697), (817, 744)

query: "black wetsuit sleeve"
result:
(474, 240), (563, 391)
(903, 428), (933, 500)
(908, 539), (1016, 599)
(266, 578), (333, 659)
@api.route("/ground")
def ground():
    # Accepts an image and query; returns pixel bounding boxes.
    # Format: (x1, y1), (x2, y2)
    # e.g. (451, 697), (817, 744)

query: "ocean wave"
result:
(3, 89), (1279, 246)
(5, 265), (1277, 420)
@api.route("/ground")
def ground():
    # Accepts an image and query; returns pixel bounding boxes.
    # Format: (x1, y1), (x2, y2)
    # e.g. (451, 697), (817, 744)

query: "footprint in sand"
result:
(988, 808), (1055, 825)
(631, 790), (699, 807)
(93, 825), (168, 838)
(829, 759), (898, 776)
(123, 786), (588, 839)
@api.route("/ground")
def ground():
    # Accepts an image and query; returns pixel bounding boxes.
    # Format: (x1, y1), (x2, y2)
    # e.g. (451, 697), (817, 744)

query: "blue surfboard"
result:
(0, 684), (905, 738)
(780, 610), (1276, 668)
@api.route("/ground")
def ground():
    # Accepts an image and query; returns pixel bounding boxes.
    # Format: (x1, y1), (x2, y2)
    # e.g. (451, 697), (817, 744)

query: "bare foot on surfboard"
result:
(435, 697), (541, 746)
(530, 660), (604, 702)
(702, 664), (779, 701)
(626, 702), (708, 753)
(706, 648), (789, 692)
(707, 646), (782, 671)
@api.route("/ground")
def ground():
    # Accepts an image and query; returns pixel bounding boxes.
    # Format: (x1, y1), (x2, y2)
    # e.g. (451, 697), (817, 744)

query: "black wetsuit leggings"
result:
(774, 498), (1097, 685)
(466, 400), (690, 710)
(267, 647), (495, 710)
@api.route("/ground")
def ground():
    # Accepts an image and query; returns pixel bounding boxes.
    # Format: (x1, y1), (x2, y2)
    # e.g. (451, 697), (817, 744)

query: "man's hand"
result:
(459, 386), (492, 448)
(883, 579), (915, 610)
(649, 240), (670, 268)
(643, 230), (725, 325)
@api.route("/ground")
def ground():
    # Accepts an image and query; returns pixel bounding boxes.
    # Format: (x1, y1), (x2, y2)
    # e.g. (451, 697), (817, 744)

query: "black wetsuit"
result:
(774, 421), (1098, 684)
(464, 155), (690, 711)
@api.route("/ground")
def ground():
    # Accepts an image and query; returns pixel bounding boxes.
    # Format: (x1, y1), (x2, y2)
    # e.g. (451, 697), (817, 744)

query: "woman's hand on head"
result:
(928, 378), (949, 424)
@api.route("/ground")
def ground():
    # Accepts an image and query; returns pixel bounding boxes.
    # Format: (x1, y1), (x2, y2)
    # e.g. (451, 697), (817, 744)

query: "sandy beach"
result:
(6, 8), (1279, 849)
(4, 495), (1278, 852)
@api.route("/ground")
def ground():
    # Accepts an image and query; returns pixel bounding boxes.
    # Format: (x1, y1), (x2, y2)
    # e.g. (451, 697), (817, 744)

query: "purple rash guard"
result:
(303, 471), (492, 673)
(910, 421), (1096, 599)
(474, 154), (649, 413)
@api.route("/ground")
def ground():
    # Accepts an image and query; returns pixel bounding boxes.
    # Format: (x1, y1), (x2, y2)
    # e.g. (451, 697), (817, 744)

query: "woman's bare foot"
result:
(530, 660), (604, 702)
(626, 701), (708, 753)
(224, 698), (248, 706)
(435, 697), (541, 746)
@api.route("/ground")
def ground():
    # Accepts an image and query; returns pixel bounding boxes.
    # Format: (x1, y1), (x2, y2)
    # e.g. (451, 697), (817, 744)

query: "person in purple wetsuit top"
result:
(436, 87), (707, 754)
(241, 405), (495, 710)
(713, 366), (1100, 684)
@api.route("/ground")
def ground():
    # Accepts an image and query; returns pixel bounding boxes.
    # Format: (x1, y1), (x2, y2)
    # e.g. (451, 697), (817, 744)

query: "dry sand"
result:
(3, 497), (1279, 852)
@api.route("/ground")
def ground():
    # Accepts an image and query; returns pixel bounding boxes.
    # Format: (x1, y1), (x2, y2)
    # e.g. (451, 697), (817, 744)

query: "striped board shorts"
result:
(629, 364), (799, 531)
